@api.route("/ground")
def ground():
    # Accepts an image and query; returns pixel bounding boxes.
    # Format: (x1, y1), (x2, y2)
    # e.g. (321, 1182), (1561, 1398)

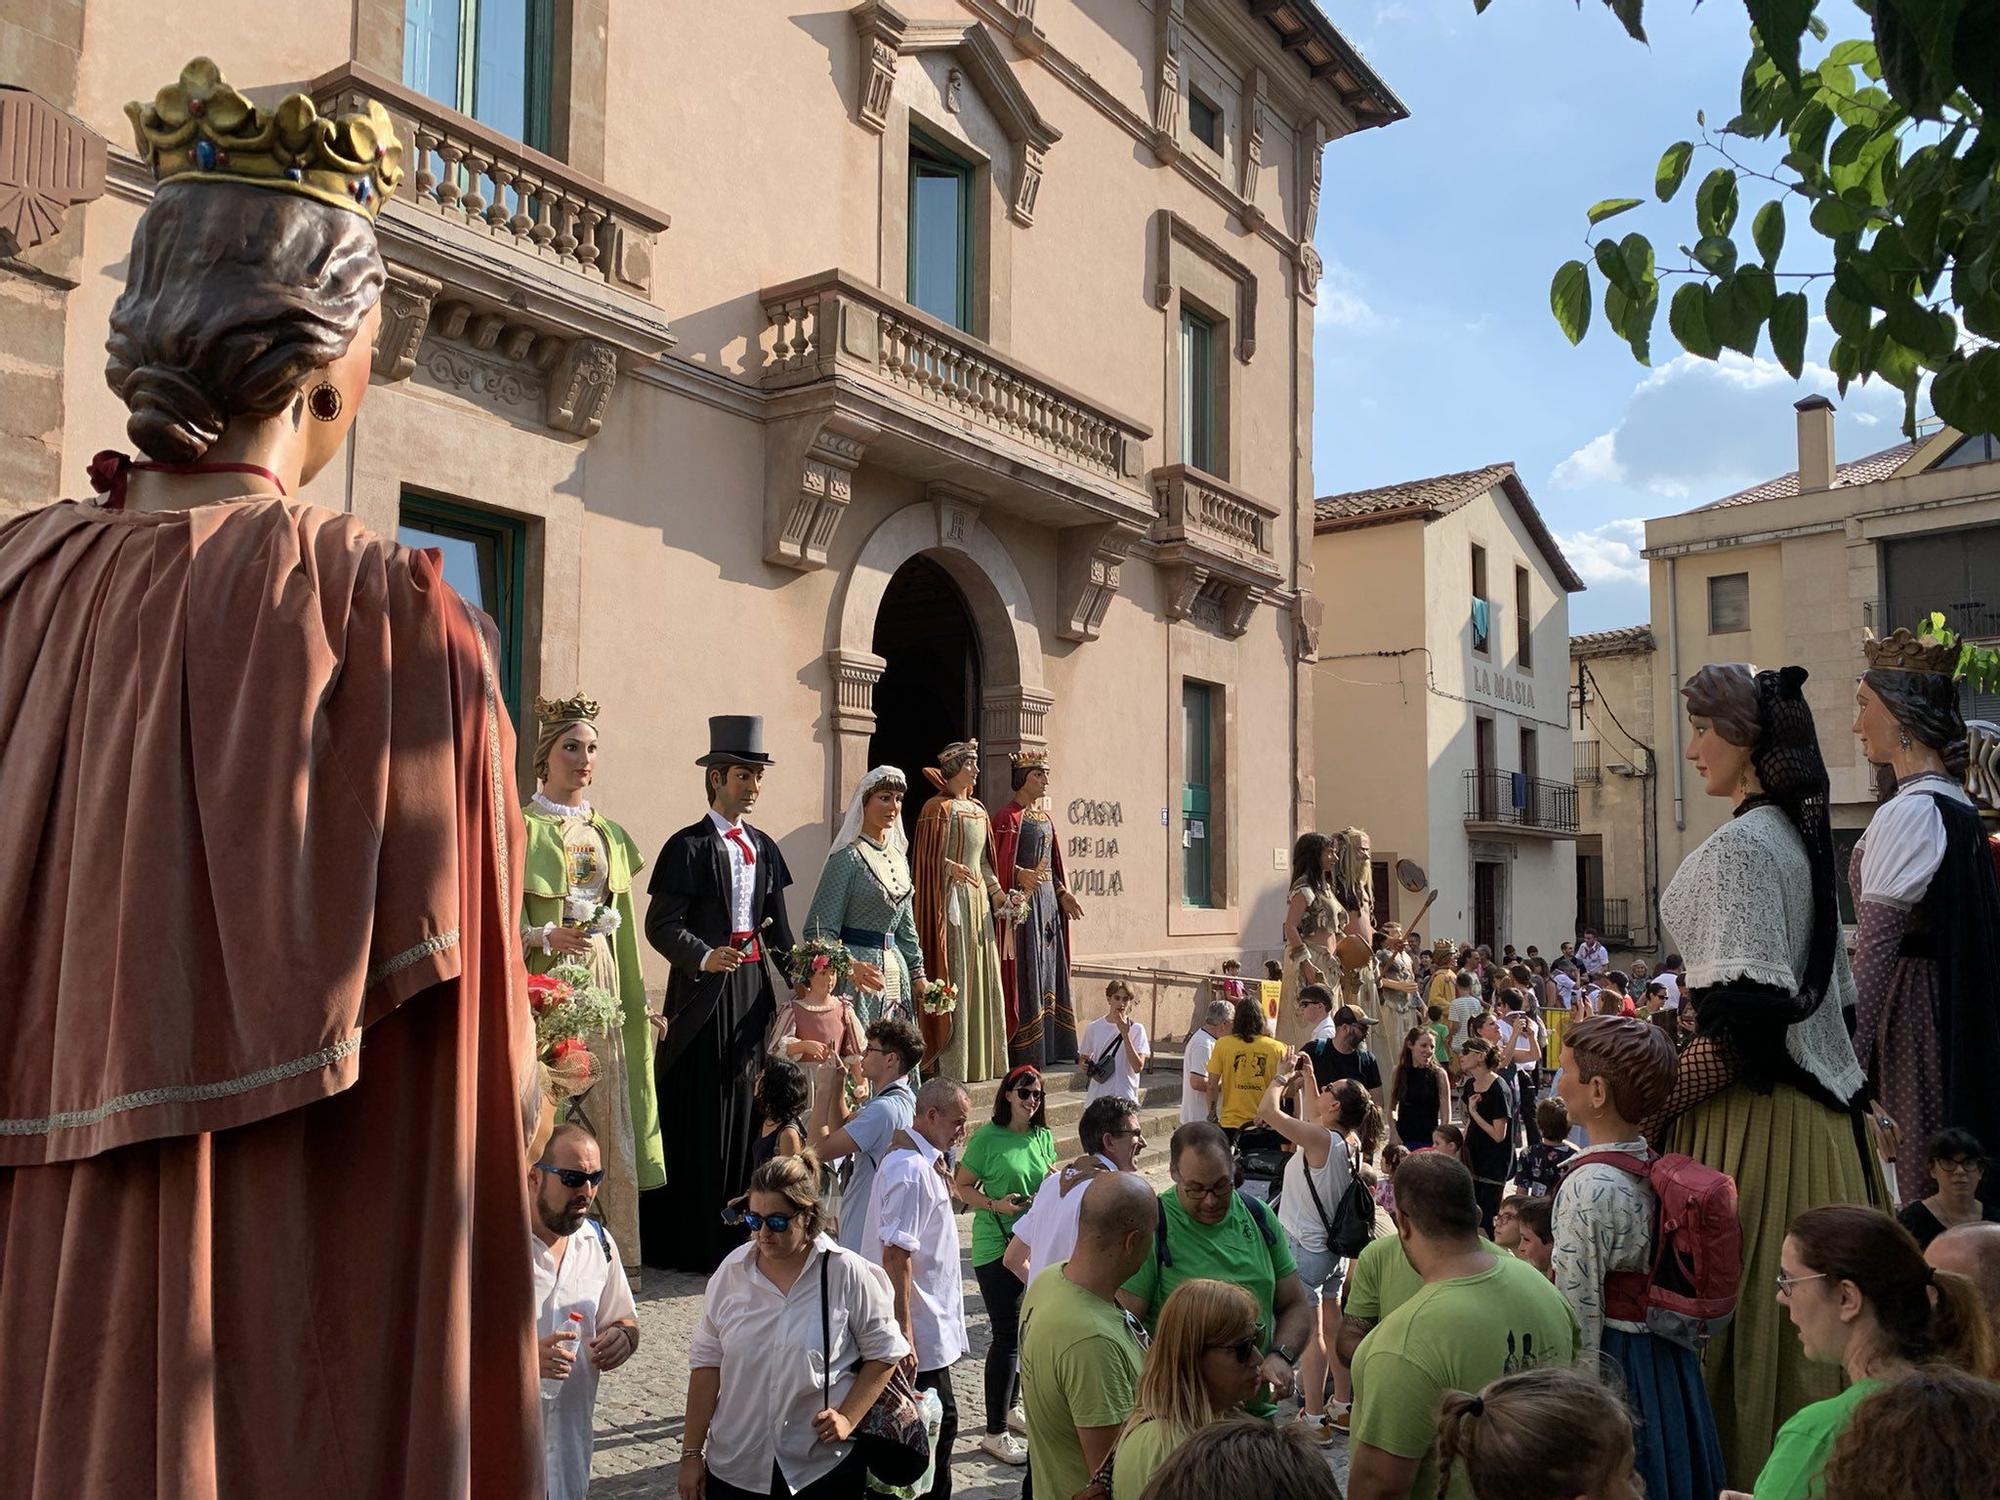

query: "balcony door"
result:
(404, 0), (553, 150)
(1473, 715), (1496, 820)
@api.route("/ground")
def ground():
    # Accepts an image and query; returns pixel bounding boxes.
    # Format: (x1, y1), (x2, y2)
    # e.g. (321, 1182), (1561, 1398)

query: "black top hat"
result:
(696, 715), (775, 768)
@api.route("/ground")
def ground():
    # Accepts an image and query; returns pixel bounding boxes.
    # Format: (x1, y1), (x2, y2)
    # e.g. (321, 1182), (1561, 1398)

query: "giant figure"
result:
(991, 748), (1083, 1068)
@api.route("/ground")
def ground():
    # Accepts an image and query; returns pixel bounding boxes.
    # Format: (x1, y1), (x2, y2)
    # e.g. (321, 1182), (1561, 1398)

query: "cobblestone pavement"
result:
(587, 1195), (1352, 1496)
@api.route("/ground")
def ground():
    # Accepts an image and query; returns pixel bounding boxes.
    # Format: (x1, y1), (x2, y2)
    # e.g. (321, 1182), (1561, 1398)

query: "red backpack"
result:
(1559, 1149), (1742, 1349)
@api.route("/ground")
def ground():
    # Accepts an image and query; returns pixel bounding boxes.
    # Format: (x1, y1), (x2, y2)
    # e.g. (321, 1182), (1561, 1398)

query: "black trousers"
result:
(917, 1365), (959, 1500)
(1517, 1069), (1542, 1149)
(973, 1258), (1025, 1434)
(705, 1444), (868, 1500)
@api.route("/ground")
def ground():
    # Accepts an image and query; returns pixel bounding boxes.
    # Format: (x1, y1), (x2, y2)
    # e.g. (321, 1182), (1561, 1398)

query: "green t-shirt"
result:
(1019, 1263), (1147, 1500)
(959, 1123), (1058, 1266)
(1110, 1417), (1189, 1500)
(1752, 1378), (1883, 1500)
(1341, 1231), (1500, 1323)
(1349, 1254), (1580, 1500)
(1121, 1188), (1297, 1415)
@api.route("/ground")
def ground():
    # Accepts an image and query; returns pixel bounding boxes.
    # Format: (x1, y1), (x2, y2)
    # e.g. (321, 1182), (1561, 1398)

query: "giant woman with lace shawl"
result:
(1655, 664), (1882, 1485)
(803, 765), (928, 1031)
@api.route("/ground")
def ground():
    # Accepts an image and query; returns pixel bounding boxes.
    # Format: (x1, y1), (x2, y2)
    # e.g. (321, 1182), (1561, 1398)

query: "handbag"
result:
(821, 1249), (932, 1487)
(1083, 1029), (1124, 1084)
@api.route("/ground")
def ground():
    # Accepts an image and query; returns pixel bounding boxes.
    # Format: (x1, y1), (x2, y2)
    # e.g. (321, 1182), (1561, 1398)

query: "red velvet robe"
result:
(0, 498), (544, 1498)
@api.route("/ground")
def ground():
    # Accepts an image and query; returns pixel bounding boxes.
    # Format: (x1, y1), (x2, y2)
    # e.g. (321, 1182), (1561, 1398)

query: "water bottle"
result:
(541, 1310), (583, 1402)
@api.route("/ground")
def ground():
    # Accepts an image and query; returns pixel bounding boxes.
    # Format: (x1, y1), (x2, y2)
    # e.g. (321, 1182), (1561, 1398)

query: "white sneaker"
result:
(979, 1432), (1029, 1466)
(1287, 1411), (1337, 1448)
(1006, 1405), (1028, 1436)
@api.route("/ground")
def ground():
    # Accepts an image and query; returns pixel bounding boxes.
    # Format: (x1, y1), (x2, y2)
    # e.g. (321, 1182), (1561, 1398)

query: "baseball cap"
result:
(1332, 1004), (1376, 1028)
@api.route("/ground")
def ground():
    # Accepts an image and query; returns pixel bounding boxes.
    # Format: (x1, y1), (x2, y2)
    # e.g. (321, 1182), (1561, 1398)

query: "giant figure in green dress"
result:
(804, 764), (928, 1029)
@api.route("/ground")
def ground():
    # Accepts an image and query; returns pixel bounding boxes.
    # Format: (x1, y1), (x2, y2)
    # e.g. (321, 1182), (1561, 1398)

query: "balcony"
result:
(758, 270), (1155, 625)
(1574, 740), (1601, 785)
(1463, 770), (1579, 838)
(306, 64), (674, 438)
(1580, 897), (1632, 944)
(1149, 464), (1282, 637)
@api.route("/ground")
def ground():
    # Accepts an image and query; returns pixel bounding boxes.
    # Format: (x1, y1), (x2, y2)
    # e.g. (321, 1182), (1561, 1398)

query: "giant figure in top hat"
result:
(643, 715), (796, 1271)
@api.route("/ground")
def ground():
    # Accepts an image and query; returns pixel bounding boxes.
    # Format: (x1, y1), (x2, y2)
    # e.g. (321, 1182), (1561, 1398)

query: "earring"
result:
(306, 382), (344, 422)
(1897, 728), (1913, 750)
(1738, 766), (1752, 794)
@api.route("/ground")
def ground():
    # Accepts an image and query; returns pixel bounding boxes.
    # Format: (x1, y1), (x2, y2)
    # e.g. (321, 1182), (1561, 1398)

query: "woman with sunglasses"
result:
(1726, 1205), (1990, 1500)
(1109, 1279), (1265, 1500)
(682, 1152), (908, 1500)
(953, 1064), (1059, 1464)
(1895, 1128), (2000, 1249)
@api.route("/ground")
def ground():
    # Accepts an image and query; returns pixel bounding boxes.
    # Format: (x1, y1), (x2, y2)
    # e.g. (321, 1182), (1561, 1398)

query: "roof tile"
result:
(1701, 440), (1918, 509)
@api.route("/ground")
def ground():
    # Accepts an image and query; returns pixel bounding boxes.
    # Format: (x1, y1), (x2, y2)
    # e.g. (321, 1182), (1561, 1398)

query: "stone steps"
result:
(963, 1050), (1187, 1140)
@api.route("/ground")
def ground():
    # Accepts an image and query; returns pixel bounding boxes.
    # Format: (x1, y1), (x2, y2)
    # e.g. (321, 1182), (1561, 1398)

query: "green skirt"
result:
(1666, 1082), (1884, 1488)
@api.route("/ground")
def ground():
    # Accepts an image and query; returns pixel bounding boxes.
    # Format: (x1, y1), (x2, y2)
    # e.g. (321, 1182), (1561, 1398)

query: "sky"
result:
(1307, 0), (1910, 633)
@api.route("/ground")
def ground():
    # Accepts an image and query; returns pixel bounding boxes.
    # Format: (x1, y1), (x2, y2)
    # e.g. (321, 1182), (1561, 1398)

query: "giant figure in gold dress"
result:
(912, 739), (1008, 1081)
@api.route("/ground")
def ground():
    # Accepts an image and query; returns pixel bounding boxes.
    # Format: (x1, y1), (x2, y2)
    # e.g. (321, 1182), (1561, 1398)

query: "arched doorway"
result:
(869, 555), (983, 845)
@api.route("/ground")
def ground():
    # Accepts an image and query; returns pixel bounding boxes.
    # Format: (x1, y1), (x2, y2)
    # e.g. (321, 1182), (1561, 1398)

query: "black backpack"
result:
(1299, 1140), (1375, 1259)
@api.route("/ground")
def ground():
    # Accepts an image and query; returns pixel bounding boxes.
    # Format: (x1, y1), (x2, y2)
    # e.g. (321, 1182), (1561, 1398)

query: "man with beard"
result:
(532, 1125), (639, 1500)
(645, 716), (796, 1270)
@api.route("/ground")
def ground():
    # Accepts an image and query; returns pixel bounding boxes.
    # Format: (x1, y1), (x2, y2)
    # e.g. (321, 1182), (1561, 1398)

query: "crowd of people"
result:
(10, 57), (2000, 1500)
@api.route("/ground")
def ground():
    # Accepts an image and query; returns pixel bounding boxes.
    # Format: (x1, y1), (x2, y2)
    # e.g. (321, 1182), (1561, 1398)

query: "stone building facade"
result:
(1568, 625), (1659, 962)
(1311, 464), (1584, 955)
(3, 1), (1404, 1024)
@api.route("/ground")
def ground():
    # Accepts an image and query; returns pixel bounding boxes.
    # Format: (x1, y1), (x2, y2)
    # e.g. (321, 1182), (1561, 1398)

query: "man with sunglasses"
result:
(1002, 1096), (1147, 1291)
(813, 1017), (925, 1250)
(530, 1125), (639, 1500)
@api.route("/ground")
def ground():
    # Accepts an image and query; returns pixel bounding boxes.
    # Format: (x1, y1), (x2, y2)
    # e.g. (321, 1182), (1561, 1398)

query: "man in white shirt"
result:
(531, 1126), (639, 1500)
(1656, 954), (1683, 1010)
(1575, 931), (1610, 975)
(1181, 998), (1233, 1124)
(864, 1077), (972, 1500)
(1003, 1096), (1147, 1289)
(813, 1016), (925, 1248)
(1078, 979), (1149, 1104)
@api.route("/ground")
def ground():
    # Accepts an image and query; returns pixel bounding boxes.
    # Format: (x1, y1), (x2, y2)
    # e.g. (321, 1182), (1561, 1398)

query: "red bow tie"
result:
(723, 827), (755, 866)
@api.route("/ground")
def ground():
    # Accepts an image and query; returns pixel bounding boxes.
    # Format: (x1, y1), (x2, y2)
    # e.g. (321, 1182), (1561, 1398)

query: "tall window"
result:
(1707, 572), (1750, 634)
(403, 0), (553, 150)
(398, 495), (528, 720)
(1187, 88), (1224, 153)
(1515, 565), (1533, 668)
(1182, 680), (1219, 908)
(908, 131), (973, 330)
(1179, 306), (1217, 473)
(1520, 725), (1539, 783)
(1470, 543), (1490, 653)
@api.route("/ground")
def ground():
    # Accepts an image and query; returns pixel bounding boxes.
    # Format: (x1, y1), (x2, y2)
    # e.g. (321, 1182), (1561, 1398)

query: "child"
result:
(1552, 1017), (1726, 1500)
(1430, 1123), (1465, 1157)
(1435, 1367), (1639, 1500)
(770, 937), (865, 1114)
(1374, 1141), (1408, 1218)
(1513, 1097), (1577, 1196)
(1424, 1003), (1451, 1059)
(1217, 958), (1246, 1003)
(1514, 1197), (1554, 1279)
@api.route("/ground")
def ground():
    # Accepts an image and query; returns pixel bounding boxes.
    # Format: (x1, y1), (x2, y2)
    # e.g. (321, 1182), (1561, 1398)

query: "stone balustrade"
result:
(309, 64), (669, 297)
(761, 269), (1147, 484)
(1151, 463), (1279, 565)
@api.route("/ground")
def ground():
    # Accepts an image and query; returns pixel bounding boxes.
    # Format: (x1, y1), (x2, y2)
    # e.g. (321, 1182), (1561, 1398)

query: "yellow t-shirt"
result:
(1207, 1034), (1288, 1128)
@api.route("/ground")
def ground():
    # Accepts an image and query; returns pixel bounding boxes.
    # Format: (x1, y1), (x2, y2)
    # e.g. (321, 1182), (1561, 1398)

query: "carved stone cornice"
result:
(765, 404), (882, 571)
(828, 647), (889, 735)
(849, 2), (1061, 226)
(1056, 521), (1140, 643)
(1153, 211), (1258, 363)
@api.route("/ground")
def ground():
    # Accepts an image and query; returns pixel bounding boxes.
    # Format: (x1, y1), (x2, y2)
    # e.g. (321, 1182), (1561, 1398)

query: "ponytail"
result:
(1433, 1391), (1483, 1500)
(1788, 1205), (1996, 1374)
(1929, 1269), (1993, 1376)
(1430, 1369), (1633, 1500)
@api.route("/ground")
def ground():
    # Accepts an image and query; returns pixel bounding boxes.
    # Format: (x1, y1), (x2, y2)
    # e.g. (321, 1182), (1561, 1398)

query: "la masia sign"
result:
(1469, 664), (1537, 709)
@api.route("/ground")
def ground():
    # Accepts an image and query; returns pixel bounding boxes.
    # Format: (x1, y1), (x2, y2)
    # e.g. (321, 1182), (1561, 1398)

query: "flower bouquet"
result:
(999, 889), (1032, 927)
(918, 977), (958, 1017)
(528, 960), (621, 1103)
(562, 893), (622, 938)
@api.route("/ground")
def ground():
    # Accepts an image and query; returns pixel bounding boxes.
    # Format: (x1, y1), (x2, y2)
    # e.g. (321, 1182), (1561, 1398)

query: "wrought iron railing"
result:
(1579, 897), (1631, 943)
(1463, 770), (1579, 833)
(1574, 740), (1601, 785)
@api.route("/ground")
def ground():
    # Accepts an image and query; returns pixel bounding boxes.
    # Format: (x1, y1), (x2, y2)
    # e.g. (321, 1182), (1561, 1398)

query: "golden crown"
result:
(534, 692), (600, 726)
(1863, 628), (1959, 677)
(127, 57), (404, 222)
(1010, 749), (1049, 769)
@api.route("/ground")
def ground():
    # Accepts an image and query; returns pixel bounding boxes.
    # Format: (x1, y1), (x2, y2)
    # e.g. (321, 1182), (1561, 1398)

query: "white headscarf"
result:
(834, 765), (910, 857)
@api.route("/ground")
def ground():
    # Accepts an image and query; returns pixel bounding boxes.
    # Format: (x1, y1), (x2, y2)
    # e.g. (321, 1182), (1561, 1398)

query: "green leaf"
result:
(1827, 334), (1862, 391)
(1824, 283), (1873, 340)
(1595, 237), (1641, 299)
(1873, 334), (1923, 393)
(1747, 0), (1817, 81)
(1811, 196), (1868, 235)
(1737, 264), (1777, 319)
(1826, 40), (1876, 68)
(1620, 232), (1658, 296)
(1752, 199), (1786, 265)
(1655, 142), (1695, 202)
(1882, 296), (1957, 362)
(1588, 197), (1646, 225)
(1707, 275), (1762, 356)
(1769, 291), (1808, 377)
(1669, 282), (1721, 358)
(1550, 260), (1592, 345)
(1695, 168), (1741, 237)
(1874, 0), (1964, 120)
(1787, 99), (1835, 165)
(1693, 235), (1739, 275)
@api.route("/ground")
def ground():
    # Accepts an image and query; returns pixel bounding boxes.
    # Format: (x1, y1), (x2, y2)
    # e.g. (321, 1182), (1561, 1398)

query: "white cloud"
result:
(1556, 517), (1648, 590)
(1551, 430), (1625, 489)
(1313, 259), (1392, 332)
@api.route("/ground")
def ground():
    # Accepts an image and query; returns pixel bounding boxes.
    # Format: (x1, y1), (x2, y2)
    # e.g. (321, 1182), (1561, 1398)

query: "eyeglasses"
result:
(743, 1210), (797, 1233)
(1177, 1179), (1233, 1201)
(1107, 1127), (1146, 1140)
(1936, 1158), (1984, 1176)
(1774, 1271), (1828, 1298)
(1208, 1336), (1262, 1364)
(535, 1163), (605, 1190)
(1120, 1309), (1153, 1353)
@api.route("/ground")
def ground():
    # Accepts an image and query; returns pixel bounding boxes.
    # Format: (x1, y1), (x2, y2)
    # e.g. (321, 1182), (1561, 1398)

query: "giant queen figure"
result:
(0, 60), (541, 1497)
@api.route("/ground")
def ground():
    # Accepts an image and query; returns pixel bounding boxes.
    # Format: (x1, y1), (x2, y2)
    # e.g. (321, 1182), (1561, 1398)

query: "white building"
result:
(1311, 464), (1585, 953)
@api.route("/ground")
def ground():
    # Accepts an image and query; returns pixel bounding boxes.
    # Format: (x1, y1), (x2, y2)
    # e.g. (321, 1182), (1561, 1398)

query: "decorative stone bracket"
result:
(1149, 0), (1186, 165)
(1293, 589), (1323, 662)
(1152, 463), (1280, 640)
(0, 87), (107, 257)
(1056, 521), (1140, 643)
(764, 406), (882, 570)
(369, 272), (623, 439)
(850, 0), (1062, 226)
(1161, 563), (1258, 638)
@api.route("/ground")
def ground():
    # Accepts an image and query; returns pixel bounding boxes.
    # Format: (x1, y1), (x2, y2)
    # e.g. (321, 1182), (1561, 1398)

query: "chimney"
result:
(1795, 394), (1836, 493)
